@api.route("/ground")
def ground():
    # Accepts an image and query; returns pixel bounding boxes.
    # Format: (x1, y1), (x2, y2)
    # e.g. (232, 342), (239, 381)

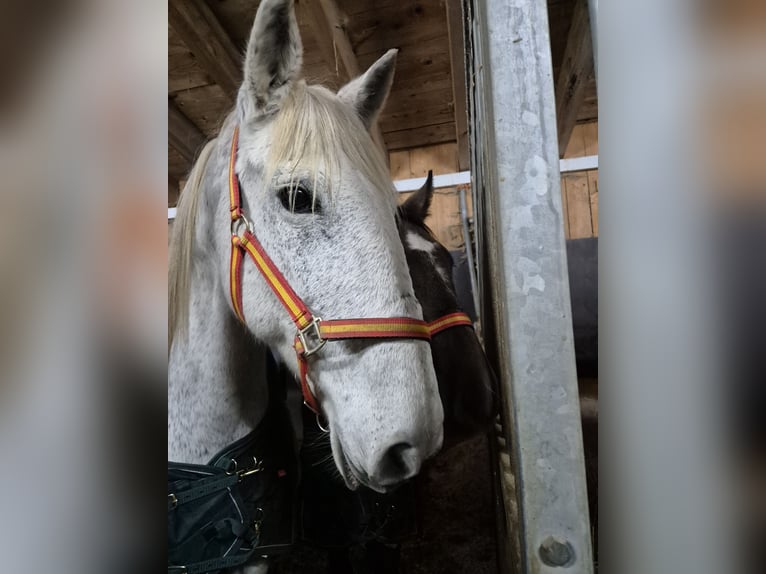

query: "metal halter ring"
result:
(315, 413), (330, 433)
(231, 212), (253, 238)
(297, 317), (325, 356)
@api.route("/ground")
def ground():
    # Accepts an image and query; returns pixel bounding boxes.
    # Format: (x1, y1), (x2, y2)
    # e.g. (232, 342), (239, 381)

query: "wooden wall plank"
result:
(172, 0), (465, 157)
(583, 121), (598, 156)
(296, 0), (349, 83)
(561, 178), (571, 238)
(380, 104), (455, 133)
(431, 191), (458, 248)
(409, 142), (458, 176)
(358, 35), (452, 83)
(168, 101), (207, 164)
(169, 25), (211, 94)
(578, 74), (598, 123)
(445, 0), (470, 170)
(346, 1), (448, 57)
(559, 120), (598, 238)
(172, 85), (232, 138)
(565, 173), (592, 239)
(386, 71), (453, 102)
(555, 0), (594, 157)
(304, 0), (387, 154)
(383, 122), (456, 150)
(315, 0), (360, 76)
(587, 170), (599, 236)
(382, 86), (454, 115)
(563, 123), (586, 158)
(389, 150), (411, 180)
(168, 0), (242, 99)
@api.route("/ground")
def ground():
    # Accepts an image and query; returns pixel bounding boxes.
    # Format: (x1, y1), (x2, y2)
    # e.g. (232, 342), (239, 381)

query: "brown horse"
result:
(298, 173), (497, 573)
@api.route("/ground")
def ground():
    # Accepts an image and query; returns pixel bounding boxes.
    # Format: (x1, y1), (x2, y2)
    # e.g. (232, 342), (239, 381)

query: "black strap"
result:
(168, 473), (240, 511)
(169, 518), (260, 574)
(169, 550), (257, 574)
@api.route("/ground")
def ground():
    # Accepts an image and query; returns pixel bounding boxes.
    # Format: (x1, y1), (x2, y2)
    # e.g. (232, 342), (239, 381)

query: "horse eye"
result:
(278, 185), (318, 214)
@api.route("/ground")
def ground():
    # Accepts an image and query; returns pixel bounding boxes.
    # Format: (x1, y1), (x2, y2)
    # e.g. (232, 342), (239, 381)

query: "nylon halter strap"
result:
(227, 126), (473, 414)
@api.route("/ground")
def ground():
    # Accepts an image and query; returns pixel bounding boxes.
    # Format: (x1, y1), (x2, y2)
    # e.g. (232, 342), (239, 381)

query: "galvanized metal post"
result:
(458, 186), (481, 322)
(465, 0), (594, 571)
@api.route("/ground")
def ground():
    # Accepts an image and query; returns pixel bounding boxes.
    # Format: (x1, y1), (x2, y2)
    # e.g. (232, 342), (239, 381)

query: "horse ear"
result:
(237, 0), (302, 123)
(400, 171), (434, 223)
(337, 49), (397, 129)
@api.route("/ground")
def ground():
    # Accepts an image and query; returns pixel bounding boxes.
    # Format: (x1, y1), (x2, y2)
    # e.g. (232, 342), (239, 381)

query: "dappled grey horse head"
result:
(399, 173), (497, 447)
(169, 0), (443, 494)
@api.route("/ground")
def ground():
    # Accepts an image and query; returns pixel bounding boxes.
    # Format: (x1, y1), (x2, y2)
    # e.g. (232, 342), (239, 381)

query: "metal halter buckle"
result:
(237, 457), (264, 480)
(226, 456), (264, 480)
(230, 212), (253, 238)
(297, 317), (325, 356)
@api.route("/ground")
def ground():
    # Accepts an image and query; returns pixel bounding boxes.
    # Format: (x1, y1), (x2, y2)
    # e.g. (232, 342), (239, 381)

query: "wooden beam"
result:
(383, 122), (457, 151)
(301, 0), (386, 156)
(296, 0), (347, 82)
(445, 0), (470, 170)
(168, 0), (241, 98)
(168, 101), (207, 165)
(315, 0), (360, 79)
(556, 0), (594, 157)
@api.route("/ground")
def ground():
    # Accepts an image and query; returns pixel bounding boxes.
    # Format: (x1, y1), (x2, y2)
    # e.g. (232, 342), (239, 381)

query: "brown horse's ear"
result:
(400, 170), (434, 223)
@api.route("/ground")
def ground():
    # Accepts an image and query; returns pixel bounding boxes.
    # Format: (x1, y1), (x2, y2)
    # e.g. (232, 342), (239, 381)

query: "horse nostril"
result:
(375, 442), (421, 486)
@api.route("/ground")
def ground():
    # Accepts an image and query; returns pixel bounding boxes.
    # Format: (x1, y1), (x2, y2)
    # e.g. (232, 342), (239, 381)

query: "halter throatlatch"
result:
(227, 126), (473, 414)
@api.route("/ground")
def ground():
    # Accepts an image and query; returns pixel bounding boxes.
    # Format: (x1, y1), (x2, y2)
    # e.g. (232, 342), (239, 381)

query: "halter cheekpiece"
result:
(227, 125), (473, 414)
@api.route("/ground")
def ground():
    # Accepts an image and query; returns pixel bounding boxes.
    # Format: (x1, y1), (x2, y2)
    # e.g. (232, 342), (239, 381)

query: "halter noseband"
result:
(227, 126), (472, 414)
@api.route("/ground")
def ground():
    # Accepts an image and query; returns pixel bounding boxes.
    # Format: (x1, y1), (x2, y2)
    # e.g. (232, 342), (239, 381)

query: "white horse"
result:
(168, 0), (443, 548)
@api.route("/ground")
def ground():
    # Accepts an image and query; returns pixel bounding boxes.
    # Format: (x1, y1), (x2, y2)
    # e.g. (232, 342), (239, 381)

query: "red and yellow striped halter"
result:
(227, 126), (473, 414)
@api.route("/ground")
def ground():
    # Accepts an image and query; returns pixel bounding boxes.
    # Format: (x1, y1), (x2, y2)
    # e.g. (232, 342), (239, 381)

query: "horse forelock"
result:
(256, 82), (396, 211)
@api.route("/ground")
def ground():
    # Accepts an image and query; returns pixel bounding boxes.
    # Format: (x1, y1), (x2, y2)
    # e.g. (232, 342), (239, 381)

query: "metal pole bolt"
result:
(538, 536), (575, 567)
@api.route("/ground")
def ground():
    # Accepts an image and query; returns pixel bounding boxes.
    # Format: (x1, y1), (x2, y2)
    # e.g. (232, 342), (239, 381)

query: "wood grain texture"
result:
(583, 121), (598, 156)
(172, 85), (232, 138)
(167, 0), (597, 161)
(346, 1), (449, 57)
(445, 0), (470, 170)
(560, 177), (571, 238)
(168, 101), (207, 164)
(168, 0), (470, 153)
(555, 0), (594, 157)
(587, 170), (599, 236)
(168, 0), (241, 99)
(380, 103), (455, 133)
(409, 143), (458, 176)
(389, 150), (411, 180)
(564, 173), (592, 239)
(302, 0), (387, 153)
(563, 123), (585, 158)
(296, 0), (347, 83)
(169, 25), (211, 94)
(383, 122), (456, 150)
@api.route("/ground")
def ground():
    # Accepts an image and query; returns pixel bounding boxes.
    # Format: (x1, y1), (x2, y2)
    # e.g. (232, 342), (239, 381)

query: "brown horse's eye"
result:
(278, 185), (318, 214)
